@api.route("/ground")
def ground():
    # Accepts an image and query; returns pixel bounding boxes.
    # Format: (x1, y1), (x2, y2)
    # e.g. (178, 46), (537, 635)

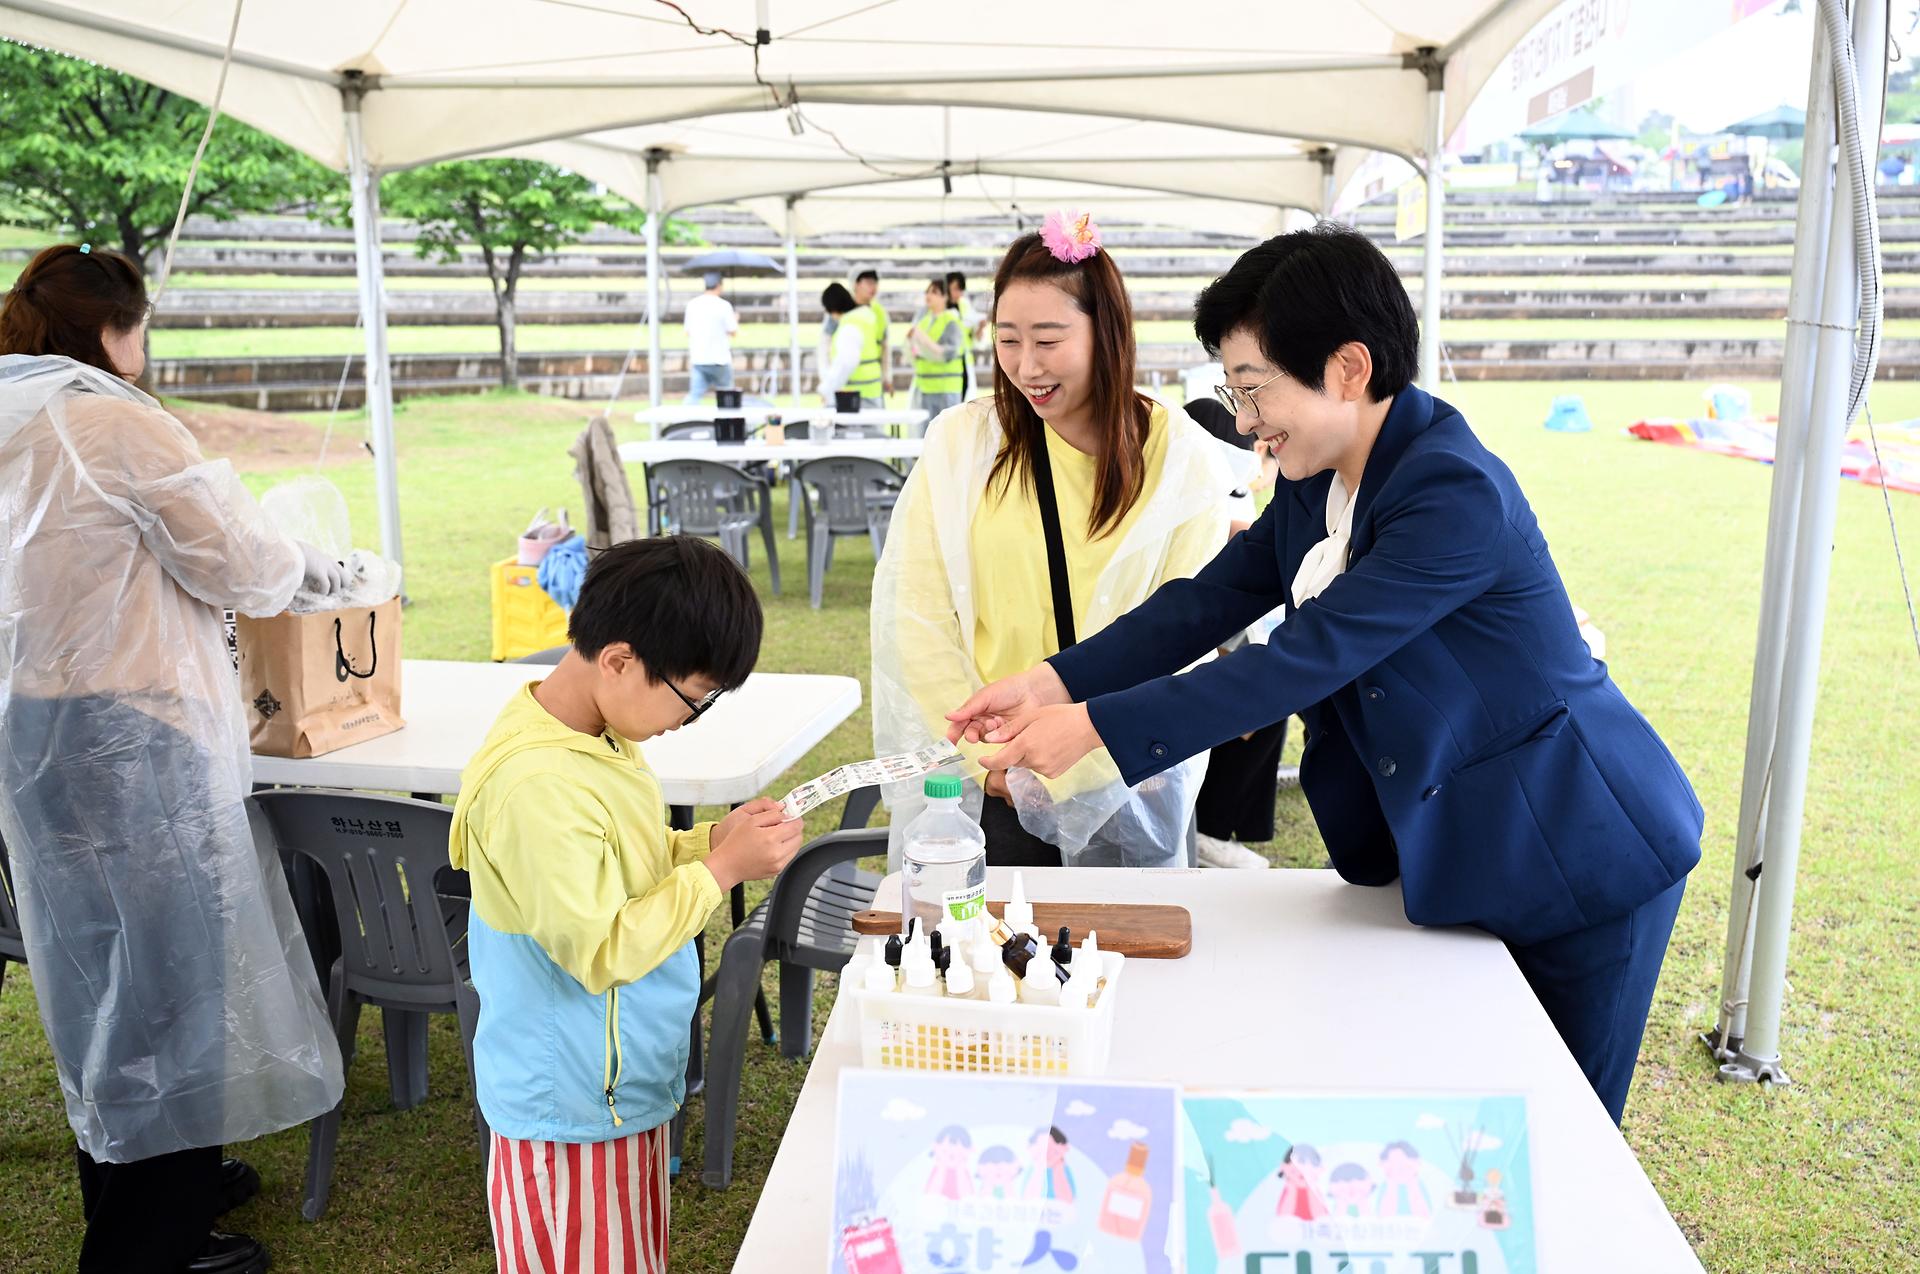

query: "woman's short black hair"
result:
(946, 270), (967, 290)
(854, 268), (880, 285)
(567, 536), (762, 691)
(820, 282), (856, 315)
(1193, 221), (1417, 402)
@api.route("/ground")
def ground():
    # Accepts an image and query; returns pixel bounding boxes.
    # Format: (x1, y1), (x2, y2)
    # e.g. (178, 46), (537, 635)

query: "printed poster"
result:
(832, 1070), (1182, 1274)
(1181, 1093), (1535, 1274)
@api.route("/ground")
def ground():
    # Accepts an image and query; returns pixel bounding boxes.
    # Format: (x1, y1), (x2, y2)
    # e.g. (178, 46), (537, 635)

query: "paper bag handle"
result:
(334, 611), (379, 682)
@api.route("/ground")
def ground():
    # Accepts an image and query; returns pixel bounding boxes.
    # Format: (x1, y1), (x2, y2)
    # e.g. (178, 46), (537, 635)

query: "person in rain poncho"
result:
(0, 245), (349, 1274)
(870, 214), (1234, 868)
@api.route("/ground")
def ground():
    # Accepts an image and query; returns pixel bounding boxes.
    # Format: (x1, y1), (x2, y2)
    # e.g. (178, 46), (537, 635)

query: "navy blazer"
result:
(1049, 385), (1702, 945)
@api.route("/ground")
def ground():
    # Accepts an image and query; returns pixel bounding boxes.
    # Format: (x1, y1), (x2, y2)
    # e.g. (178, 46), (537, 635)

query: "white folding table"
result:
(736, 867), (1703, 1273)
(617, 437), (924, 466)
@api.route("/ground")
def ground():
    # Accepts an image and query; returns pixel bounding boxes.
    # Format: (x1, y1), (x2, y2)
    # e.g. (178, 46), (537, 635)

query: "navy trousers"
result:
(1507, 877), (1687, 1124)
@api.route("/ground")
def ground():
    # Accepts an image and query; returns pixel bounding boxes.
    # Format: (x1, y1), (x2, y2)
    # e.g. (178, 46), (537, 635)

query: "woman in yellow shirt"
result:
(871, 214), (1233, 867)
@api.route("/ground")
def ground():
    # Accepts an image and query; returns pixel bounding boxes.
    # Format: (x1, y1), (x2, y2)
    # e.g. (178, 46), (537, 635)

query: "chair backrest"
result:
(831, 421), (888, 440)
(249, 790), (467, 1009)
(763, 829), (886, 957)
(515, 645), (570, 665)
(0, 832), (25, 962)
(660, 421), (716, 442)
(796, 456), (904, 535)
(647, 458), (762, 536)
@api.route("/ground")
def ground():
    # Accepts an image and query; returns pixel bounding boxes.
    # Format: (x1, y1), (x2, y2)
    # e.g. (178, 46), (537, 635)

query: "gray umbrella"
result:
(678, 249), (784, 278)
(1517, 105), (1637, 147)
(1724, 105), (1806, 140)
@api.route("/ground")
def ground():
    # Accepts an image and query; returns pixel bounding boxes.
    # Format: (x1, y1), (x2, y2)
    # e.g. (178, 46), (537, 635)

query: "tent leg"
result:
(1724, 0), (1885, 1087)
(1707, 14), (1838, 1067)
(1418, 68), (1445, 388)
(645, 152), (665, 408)
(786, 197), (802, 407)
(343, 88), (403, 582)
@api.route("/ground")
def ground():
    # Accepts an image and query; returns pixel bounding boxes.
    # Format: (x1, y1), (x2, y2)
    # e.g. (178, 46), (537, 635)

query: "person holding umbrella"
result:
(682, 270), (738, 402)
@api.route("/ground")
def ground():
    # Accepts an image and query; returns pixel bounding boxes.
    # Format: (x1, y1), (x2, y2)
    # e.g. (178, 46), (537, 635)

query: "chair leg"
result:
(759, 495), (782, 598)
(787, 471), (801, 539)
(384, 1009), (429, 1111)
(809, 524), (829, 610)
(778, 962), (815, 1060)
(304, 959), (360, 1222)
(701, 929), (773, 1190)
(454, 979), (491, 1163)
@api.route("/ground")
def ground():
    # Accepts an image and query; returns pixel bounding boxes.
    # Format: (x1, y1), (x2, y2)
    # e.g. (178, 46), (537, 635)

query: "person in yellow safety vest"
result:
(851, 268), (890, 399)
(909, 278), (965, 432)
(817, 283), (873, 408)
(946, 270), (982, 398)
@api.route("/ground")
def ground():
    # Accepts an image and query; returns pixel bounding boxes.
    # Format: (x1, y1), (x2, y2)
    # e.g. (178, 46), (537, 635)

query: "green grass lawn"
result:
(0, 378), (1915, 1270)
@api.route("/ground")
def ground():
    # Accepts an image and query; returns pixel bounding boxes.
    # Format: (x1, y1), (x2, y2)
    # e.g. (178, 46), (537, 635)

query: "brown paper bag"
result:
(238, 597), (406, 757)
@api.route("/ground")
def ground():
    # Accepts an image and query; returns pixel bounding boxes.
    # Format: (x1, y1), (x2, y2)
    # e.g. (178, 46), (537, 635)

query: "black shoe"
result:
(180, 1231), (269, 1274)
(216, 1157), (263, 1216)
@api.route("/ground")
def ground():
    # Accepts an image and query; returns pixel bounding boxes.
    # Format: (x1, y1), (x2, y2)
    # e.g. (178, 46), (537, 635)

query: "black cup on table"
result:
(713, 388), (746, 443)
(834, 390), (863, 414)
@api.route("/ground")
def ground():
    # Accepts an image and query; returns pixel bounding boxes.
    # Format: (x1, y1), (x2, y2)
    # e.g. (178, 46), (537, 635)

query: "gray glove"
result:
(297, 541), (349, 596)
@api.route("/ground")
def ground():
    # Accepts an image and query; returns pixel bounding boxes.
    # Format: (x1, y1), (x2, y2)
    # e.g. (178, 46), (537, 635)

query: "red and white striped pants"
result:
(487, 1124), (670, 1274)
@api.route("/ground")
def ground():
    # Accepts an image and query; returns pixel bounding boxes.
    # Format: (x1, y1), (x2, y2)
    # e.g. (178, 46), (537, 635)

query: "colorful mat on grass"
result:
(1627, 416), (1920, 494)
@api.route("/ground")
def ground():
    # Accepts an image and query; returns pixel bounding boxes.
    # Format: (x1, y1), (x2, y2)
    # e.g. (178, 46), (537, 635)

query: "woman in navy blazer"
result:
(947, 225), (1702, 1123)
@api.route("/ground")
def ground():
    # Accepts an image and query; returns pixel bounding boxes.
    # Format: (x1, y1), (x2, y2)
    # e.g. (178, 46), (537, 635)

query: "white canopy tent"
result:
(0, 0), (1889, 1109)
(512, 107), (1369, 403)
(0, 0), (1560, 569)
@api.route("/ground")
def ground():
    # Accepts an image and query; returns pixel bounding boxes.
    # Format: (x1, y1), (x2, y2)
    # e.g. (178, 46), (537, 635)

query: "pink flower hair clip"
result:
(1041, 210), (1102, 263)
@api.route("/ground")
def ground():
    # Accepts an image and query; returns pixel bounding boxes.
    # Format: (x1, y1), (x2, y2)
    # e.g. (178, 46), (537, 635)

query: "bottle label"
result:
(1106, 1192), (1146, 1220)
(942, 883), (985, 923)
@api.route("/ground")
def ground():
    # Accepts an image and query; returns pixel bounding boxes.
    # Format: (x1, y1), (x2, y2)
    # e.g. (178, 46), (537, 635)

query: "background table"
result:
(736, 867), (1702, 1273)
(633, 405), (929, 434)
(617, 437), (924, 466)
(251, 659), (861, 805)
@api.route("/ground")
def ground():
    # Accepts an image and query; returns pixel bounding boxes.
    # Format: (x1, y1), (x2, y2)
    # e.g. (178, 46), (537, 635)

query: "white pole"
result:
(1419, 60), (1445, 388)
(645, 151), (664, 407)
(342, 86), (403, 577)
(1732, 0), (1885, 1085)
(1710, 17), (1839, 1063)
(786, 196), (802, 406)
(1317, 149), (1337, 218)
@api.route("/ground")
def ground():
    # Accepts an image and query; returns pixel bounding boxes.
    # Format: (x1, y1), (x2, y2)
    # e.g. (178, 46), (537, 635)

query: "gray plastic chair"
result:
(700, 827), (884, 1189)
(514, 645), (569, 665)
(794, 456), (904, 609)
(0, 834), (24, 996)
(645, 458), (782, 597)
(248, 790), (485, 1222)
(659, 421), (716, 442)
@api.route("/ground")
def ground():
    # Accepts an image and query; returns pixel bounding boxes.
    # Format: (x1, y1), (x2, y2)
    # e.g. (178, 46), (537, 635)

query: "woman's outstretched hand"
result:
(978, 704), (1103, 780)
(945, 663), (1071, 745)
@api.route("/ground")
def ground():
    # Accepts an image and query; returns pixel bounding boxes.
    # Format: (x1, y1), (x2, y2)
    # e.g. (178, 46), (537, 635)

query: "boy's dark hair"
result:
(977, 1145), (1017, 1166)
(567, 536), (762, 691)
(1193, 221), (1417, 402)
(1380, 1140), (1419, 1161)
(820, 282), (856, 315)
(854, 268), (879, 285)
(1329, 1162), (1370, 1184)
(946, 270), (967, 291)
(935, 1124), (972, 1147)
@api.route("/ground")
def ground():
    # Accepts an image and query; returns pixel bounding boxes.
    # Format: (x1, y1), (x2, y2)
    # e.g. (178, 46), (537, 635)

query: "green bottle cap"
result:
(924, 773), (963, 799)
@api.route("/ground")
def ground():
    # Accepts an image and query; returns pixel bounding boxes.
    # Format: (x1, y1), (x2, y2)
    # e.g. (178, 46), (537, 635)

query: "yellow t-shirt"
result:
(970, 405), (1184, 686)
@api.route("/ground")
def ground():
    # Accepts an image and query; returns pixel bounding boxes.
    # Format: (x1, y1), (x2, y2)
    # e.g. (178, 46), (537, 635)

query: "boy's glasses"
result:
(666, 678), (725, 725)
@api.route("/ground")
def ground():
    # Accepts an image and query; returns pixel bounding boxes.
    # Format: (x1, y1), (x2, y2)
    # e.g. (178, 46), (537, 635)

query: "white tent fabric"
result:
(0, 1), (1556, 167)
(512, 106), (1370, 219)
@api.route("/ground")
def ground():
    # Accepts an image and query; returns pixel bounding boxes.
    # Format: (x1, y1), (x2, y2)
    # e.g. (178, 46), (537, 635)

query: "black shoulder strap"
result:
(1029, 436), (1077, 650)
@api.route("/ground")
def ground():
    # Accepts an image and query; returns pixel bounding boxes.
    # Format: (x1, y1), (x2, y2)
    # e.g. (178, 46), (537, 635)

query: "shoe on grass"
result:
(1197, 833), (1271, 869)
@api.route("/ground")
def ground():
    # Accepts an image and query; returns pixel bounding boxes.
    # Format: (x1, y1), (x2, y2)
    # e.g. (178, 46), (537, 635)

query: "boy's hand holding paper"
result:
(705, 798), (804, 892)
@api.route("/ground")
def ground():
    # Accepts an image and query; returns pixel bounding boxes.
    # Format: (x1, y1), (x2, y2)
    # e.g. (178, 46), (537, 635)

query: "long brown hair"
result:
(0, 244), (148, 377)
(988, 231), (1152, 540)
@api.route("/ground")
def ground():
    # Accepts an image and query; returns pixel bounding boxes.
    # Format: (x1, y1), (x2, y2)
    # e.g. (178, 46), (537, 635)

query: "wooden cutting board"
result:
(851, 901), (1192, 959)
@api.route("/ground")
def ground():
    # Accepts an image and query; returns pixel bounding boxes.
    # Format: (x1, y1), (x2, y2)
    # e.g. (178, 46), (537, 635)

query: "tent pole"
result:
(645, 150), (665, 407)
(1415, 50), (1445, 388)
(1708, 14), (1838, 1066)
(1728, 0), (1884, 1086)
(1315, 148), (1337, 218)
(786, 196), (802, 406)
(342, 83), (404, 580)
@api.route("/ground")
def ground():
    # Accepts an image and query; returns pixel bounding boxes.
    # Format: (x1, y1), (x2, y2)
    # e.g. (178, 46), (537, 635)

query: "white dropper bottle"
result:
(1003, 870), (1038, 940)
(987, 965), (1018, 1005)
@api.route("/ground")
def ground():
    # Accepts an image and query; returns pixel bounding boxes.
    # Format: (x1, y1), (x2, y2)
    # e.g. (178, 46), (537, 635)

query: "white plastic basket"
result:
(849, 950), (1125, 1076)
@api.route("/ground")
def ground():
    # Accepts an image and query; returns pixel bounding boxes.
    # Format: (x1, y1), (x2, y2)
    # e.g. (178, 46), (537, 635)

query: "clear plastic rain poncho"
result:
(0, 354), (344, 1163)
(872, 398), (1233, 869)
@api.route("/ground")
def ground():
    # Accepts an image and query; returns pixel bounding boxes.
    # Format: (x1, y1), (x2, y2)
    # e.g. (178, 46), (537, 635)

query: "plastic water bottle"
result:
(901, 773), (987, 938)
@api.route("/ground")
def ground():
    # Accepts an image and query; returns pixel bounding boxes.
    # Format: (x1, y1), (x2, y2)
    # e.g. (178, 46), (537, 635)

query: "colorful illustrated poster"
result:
(831, 1070), (1182, 1274)
(1180, 1093), (1535, 1274)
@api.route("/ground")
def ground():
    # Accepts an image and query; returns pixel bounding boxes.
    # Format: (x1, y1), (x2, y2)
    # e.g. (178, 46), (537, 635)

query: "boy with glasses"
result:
(450, 535), (802, 1273)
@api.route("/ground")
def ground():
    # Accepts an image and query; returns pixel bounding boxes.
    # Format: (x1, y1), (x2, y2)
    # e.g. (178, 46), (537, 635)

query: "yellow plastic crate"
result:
(490, 558), (571, 662)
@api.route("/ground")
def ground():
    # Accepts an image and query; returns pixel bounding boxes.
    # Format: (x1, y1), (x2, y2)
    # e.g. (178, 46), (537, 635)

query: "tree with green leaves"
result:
(377, 160), (694, 389)
(0, 39), (331, 270)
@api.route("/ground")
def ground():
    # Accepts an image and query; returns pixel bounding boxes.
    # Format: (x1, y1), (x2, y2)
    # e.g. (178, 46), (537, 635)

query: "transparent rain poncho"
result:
(0, 354), (344, 1162)
(871, 398), (1233, 869)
